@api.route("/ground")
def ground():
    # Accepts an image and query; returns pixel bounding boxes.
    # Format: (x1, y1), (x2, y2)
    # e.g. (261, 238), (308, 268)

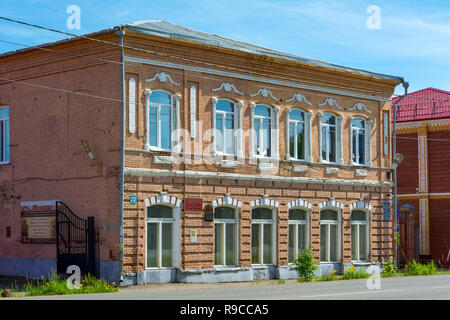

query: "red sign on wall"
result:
(184, 198), (203, 212)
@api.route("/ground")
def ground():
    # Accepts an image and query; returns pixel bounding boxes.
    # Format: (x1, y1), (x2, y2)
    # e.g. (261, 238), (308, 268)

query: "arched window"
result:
(288, 110), (305, 160)
(251, 207), (275, 265)
(146, 205), (174, 268)
(215, 100), (235, 155)
(254, 105), (272, 158)
(288, 209), (309, 262)
(321, 113), (337, 163)
(351, 118), (366, 165)
(351, 210), (369, 261)
(320, 209), (340, 262)
(214, 207), (238, 266)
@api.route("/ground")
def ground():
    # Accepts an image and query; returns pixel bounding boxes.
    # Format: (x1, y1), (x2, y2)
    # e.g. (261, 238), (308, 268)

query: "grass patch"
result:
(1, 272), (120, 297)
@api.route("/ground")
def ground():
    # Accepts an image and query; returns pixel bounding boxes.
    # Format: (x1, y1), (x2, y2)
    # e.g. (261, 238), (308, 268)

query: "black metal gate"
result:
(56, 201), (97, 277)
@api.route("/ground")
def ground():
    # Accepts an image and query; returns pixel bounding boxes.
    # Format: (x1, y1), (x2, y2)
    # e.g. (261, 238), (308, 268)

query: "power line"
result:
(0, 16), (398, 98)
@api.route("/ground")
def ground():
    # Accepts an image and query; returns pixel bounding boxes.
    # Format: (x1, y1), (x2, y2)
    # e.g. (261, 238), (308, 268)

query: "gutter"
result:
(115, 26), (125, 283)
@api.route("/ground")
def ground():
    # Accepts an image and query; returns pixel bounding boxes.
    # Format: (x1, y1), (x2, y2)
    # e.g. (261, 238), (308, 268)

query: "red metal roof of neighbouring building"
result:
(392, 87), (450, 122)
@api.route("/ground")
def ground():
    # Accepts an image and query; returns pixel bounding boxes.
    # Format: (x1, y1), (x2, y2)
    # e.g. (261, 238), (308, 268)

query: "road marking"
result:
(301, 289), (405, 298)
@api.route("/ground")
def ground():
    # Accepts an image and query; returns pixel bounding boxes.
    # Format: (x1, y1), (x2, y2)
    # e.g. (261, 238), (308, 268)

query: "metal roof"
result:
(124, 20), (404, 83)
(393, 88), (450, 122)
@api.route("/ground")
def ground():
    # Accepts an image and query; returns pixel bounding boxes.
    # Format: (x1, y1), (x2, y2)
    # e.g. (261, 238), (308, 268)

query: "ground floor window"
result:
(320, 209), (340, 262)
(146, 205), (174, 268)
(288, 209), (308, 262)
(251, 207), (274, 265)
(214, 207), (238, 266)
(351, 210), (368, 261)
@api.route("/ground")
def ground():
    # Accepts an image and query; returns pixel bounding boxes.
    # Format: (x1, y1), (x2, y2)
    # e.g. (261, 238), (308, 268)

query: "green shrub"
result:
(341, 265), (370, 280)
(404, 260), (437, 276)
(381, 260), (397, 278)
(293, 247), (318, 282)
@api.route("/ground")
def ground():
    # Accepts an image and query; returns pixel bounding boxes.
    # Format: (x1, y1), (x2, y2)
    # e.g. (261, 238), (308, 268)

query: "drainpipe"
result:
(393, 80), (409, 269)
(115, 26), (125, 283)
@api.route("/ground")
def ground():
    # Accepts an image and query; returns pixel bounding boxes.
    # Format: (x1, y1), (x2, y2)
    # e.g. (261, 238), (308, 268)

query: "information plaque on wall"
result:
(382, 201), (392, 221)
(20, 200), (57, 243)
(184, 198), (203, 212)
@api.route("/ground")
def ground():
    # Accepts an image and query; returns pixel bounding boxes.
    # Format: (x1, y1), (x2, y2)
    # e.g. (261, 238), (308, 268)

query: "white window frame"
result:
(250, 196), (278, 266)
(250, 103), (279, 160)
(0, 107), (9, 164)
(288, 208), (310, 263)
(318, 112), (343, 164)
(144, 89), (181, 152)
(144, 193), (181, 270)
(214, 207), (239, 267)
(215, 99), (236, 156)
(286, 108), (307, 161)
(318, 200), (343, 264)
(321, 113), (337, 163)
(349, 200), (372, 263)
(350, 117), (372, 167)
(351, 210), (370, 263)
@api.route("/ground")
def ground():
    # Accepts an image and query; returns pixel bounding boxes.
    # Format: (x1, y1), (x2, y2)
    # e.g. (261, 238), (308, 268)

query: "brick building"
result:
(0, 21), (404, 284)
(394, 88), (450, 266)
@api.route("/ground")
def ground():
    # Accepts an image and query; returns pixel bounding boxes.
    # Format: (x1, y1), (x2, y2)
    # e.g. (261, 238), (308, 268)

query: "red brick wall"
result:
(0, 33), (122, 263)
(397, 133), (419, 194)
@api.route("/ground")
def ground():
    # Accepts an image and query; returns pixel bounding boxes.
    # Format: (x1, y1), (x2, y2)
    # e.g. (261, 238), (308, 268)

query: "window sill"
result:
(319, 261), (340, 264)
(351, 261), (371, 266)
(145, 267), (176, 270)
(214, 266), (241, 272)
(0, 161), (11, 166)
(251, 264), (275, 269)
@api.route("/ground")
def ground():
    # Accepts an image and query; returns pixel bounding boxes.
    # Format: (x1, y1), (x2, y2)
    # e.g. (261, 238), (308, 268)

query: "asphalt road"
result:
(4, 274), (450, 300)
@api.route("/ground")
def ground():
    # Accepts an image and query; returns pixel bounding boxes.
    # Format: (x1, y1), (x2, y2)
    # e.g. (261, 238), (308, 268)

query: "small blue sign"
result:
(130, 195), (137, 204)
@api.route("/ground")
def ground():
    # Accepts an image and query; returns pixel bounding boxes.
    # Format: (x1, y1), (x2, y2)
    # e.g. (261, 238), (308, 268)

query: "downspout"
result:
(115, 26), (125, 283)
(393, 80), (409, 269)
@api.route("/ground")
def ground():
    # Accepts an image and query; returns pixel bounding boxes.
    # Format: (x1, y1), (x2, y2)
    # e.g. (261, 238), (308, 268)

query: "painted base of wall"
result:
(0, 257), (121, 283)
(121, 263), (381, 285)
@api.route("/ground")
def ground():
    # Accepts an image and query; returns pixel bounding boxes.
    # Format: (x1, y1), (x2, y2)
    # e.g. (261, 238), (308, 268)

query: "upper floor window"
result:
(215, 100), (235, 155)
(254, 105), (272, 158)
(321, 113), (337, 163)
(0, 107), (10, 164)
(289, 110), (305, 161)
(351, 118), (366, 165)
(148, 90), (172, 151)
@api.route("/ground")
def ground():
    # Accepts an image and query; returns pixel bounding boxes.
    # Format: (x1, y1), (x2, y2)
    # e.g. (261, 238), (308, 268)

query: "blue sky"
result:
(1, 0), (450, 96)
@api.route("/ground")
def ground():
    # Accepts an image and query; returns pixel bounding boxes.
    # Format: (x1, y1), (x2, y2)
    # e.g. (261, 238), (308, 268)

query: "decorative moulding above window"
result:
(250, 88), (279, 101)
(319, 198), (344, 210)
(355, 169), (368, 177)
(145, 72), (180, 86)
(286, 93), (312, 105)
(250, 195), (279, 209)
(325, 167), (339, 175)
(293, 164), (308, 173)
(287, 198), (312, 210)
(144, 192), (181, 208)
(153, 155), (173, 164)
(212, 194), (242, 209)
(350, 199), (372, 212)
(211, 82), (244, 96)
(348, 102), (372, 114)
(318, 97), (343, 110)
